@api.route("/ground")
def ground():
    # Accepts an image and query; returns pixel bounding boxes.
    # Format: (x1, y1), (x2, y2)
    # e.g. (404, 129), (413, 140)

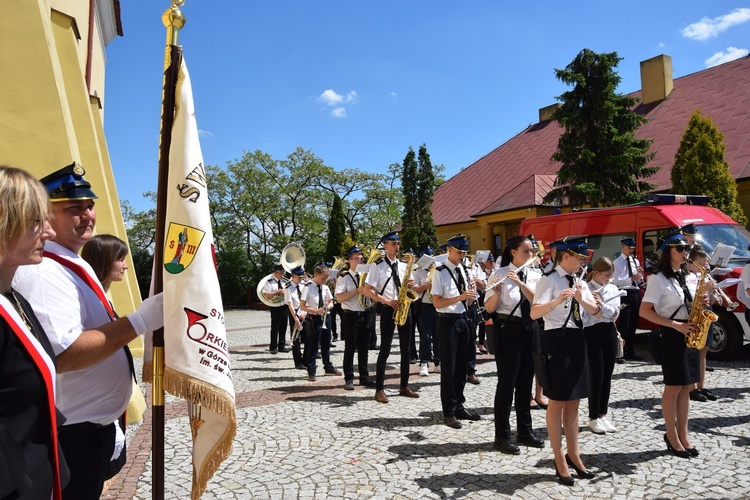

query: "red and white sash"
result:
(43, 251), (115, 320)
(0, 294), (61, 500)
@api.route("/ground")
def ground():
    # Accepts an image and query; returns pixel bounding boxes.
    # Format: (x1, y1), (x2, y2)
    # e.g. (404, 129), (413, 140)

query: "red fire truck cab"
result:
(520, 194), (750, 360)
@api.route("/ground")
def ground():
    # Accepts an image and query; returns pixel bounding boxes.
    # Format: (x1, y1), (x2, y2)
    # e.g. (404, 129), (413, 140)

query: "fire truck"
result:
(520, 194), (750, 360)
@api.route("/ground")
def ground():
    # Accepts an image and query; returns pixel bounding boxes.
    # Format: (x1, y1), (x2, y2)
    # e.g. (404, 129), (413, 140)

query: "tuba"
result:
(256, 242), (306, 307)
(328, 256), (348, 300)
(358, 247), (383, 309)
(394, 253), (419, 326)
(685, 259), (719, 350)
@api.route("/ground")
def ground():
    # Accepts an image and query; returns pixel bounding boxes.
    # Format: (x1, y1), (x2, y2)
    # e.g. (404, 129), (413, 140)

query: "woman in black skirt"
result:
(531, 237), (601, 485)
(639, 230), (707, 458)
(485, 236), (544, 454)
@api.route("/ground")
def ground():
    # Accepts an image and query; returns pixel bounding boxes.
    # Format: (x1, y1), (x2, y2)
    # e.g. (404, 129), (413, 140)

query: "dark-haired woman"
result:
(485, 236), (544, 454)
(0, 165), (65, 499)
(640, 232), (707, 458)
(583, 257), (620, 435)
(81, 234), (129, 292)
(530, 238), (601, 485)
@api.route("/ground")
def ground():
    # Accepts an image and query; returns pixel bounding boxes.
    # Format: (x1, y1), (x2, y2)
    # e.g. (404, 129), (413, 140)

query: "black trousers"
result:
(288, 314), (304, 365)
(584, 322), (618, 419)
(269, 306), (288, 350)
(437, 314), (471, 416)
(375, 306), (412, 390)
(493, 317), (538, 440)
(466, 303), (478, 375)
(303, 316), (333, 376)
(618, 289), (641, 357)
(59, 422), (116, 500)
(342, 310), (371, 383)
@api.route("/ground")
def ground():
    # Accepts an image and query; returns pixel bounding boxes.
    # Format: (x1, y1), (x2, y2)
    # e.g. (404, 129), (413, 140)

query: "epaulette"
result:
(436, 264), (448, 271)
(542, 269), (555, 277)
(267, 277), (276, 282)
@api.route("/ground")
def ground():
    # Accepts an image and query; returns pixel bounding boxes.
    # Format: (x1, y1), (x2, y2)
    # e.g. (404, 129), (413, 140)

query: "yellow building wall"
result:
(0, 1), (142, 353)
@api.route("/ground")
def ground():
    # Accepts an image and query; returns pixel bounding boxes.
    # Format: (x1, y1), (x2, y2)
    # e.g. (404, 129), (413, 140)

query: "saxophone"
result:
(685, 259), (719, 350)
(393, 253), (419, 326)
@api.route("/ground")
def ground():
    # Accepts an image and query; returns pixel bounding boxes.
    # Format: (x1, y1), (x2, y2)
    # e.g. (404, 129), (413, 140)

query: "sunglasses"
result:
(670, 245), (688, 252)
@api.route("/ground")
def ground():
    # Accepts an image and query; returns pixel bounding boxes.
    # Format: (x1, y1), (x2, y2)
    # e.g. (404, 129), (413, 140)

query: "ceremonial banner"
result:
(148, 55), (236, 499)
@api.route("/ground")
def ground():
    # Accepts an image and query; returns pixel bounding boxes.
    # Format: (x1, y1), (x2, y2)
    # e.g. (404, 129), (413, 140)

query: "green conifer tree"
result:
(401, 148), (420, 251)
(417, 144), (439, 251)
(326, 193), (347, 260)
(671, 110), (748, 225)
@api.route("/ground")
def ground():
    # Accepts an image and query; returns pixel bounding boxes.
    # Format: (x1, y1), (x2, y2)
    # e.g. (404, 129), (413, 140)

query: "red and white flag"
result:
(144, 55), (236, 499)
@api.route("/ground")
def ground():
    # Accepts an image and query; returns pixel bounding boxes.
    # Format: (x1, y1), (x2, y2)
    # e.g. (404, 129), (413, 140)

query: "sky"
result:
(104, 2), (750, 212)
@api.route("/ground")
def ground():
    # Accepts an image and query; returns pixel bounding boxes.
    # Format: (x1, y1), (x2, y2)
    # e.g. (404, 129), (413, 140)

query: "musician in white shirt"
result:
(530, 236), (601, 485)
(284, 266), (307, 369)
(300, 264), (342, 381)
(612, 238), (643, 360)
(582, 257), (621, 435)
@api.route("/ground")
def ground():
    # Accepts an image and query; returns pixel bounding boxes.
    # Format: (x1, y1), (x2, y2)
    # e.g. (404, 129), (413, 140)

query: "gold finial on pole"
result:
(162, 1), (186, 66)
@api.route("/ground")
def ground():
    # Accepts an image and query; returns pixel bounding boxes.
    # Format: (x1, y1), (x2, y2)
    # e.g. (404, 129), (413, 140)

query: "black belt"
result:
(437, 312), (467, 319)
(342, 310), (368, 316)
(496, 313), (522, 323)
(59, 421), (111, 433)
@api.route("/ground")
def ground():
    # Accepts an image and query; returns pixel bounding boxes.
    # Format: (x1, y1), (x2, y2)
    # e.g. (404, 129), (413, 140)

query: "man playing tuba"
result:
(262, 264), (289, 354)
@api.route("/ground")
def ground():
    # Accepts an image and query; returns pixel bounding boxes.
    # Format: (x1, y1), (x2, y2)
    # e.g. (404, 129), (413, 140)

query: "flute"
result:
(485, 256), (540, 293)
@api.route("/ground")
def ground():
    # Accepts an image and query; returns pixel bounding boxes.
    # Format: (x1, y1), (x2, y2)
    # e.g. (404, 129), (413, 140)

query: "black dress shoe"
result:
(686, 447), (699, 458)
(664, 433), (691, 459)
(700, 388), (717, 401)
(359, 377), (376, 387)
(565, 454), (595, 479)
(278, 346), (289, 353)
(443, 416), (462, 429)
(555, 464), (574, 486)
(690, 389), (708, 402)
(493, 440), (520, 455)
(456, 407), (481, 421)
(623, 353), (643, 361)
(517, 433), (545, 448)
(616, 357), (625, 364)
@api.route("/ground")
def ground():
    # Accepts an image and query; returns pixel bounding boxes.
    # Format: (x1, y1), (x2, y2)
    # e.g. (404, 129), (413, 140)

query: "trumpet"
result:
(485, 256), (541, 293)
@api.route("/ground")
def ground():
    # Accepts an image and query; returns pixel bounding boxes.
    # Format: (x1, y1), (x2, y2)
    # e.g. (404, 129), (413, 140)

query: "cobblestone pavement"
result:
(103, 309), (750, 499)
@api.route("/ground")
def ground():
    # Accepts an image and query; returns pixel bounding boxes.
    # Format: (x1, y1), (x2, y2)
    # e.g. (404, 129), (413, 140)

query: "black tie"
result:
(277, 279), (282, 289)
(676, 271), (692, 308)
(296, 286), (301, 301)
(318, 285), (323, 308)
(389, 259), (402, 290)
(518, 270), (532, 326)
(457, 267), (466, 293)
(627, 256), (635, 285)
(566, 275), (584, 329)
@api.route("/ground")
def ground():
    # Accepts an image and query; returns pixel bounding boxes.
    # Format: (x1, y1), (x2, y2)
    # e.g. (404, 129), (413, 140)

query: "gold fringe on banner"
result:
(163, 367), (237, 499)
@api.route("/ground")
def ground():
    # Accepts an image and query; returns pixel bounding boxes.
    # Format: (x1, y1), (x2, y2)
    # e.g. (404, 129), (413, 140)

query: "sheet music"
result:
(710, 243), (735, 267)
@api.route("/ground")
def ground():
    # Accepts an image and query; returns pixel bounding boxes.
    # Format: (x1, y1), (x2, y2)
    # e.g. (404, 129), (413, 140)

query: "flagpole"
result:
(153, 2), (184, 499)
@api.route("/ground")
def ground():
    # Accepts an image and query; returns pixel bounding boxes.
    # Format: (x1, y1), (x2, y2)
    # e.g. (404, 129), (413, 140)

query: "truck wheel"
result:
(707, 308), (743, 360)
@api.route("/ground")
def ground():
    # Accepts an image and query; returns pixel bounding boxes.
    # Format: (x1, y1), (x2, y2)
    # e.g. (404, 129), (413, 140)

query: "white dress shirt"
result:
(301, 281), (333, 313)
(431, 260), (469, 314)
(486, 264), (542, 317)
(583, 280), (621, 327)
(13, 240), (131, 426)
(533, 265), (595, 330)
(366, 256), (406, 301)
(612, 253), (641, 289)
(642, 270), (699, 321)
(335, 270), (365, 312)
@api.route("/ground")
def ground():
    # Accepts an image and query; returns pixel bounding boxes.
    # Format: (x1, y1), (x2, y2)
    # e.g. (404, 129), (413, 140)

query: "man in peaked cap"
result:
(432, 234), (482, 428)
(262, 263), (289, 354)
(285, 266), (308, 369)
(613, 237), (644, 361)
(335, 245), (375, 390)
(681, 224), (698, 248)
(13, 162), (164, 499)
(363, 231), (420, 403)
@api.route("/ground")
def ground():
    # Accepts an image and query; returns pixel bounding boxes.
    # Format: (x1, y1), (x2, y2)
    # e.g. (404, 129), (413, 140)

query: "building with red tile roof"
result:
(432, 54), (750, 255)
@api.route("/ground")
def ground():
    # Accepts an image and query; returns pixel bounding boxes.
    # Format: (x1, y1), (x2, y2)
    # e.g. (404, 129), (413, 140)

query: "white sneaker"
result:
(600, 417), (617, 433)
(419, 363), (429, 377)
(588, 418), (607, 435)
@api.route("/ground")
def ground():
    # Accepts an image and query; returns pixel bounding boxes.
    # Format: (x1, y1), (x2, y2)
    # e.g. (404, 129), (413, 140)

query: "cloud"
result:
(198, 129), (214, 137)
(318, 89), (358, 106)
(682, 8), (750, 41)
(330, 107), (347, 118)
(705, 46), (750, 67)
(390, 91), (398, 98)
(317, 89), (357, 118)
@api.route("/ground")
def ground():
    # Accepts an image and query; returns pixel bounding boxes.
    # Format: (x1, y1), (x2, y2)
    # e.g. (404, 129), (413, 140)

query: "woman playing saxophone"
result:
(639, 230), (713, 459)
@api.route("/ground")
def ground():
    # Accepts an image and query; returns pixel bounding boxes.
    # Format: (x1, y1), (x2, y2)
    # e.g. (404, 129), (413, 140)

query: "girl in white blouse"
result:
(582, 257), (621, 435)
